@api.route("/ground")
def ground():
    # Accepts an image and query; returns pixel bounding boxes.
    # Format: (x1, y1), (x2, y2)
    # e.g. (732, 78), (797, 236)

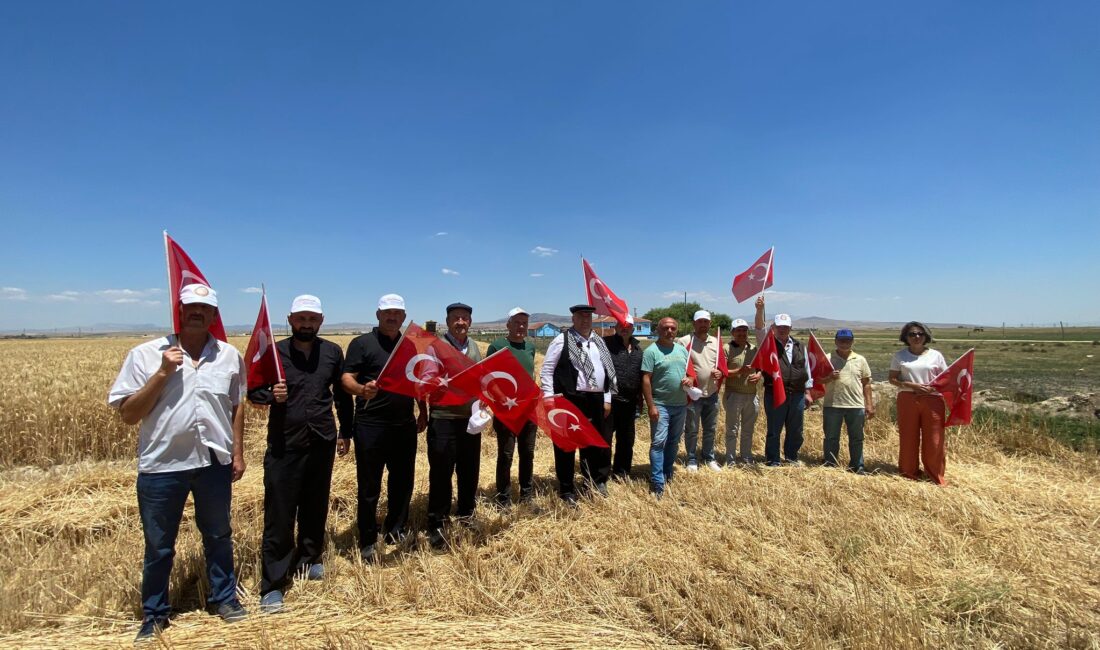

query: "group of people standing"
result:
(109, 285), (951, 642)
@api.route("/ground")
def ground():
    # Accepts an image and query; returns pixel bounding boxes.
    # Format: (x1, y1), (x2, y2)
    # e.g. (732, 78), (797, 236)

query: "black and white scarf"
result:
(566, 328), (618, 394)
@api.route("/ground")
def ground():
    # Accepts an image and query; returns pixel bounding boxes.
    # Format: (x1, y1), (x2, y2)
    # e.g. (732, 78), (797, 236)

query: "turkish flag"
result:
(582, 258), (630, 326)
(715, 328), (729, 378)
(750, 327), (787, 407)
(535, 395), (609, 452)
(450, 348), (541, 432)
(376, 323), (476, 404)
(731, 247), (775, 303)
(931, 349), (975, 426)
(805, 332), (836, 401)
(165, 231), (227, 341)
(244, 289), (285, 391)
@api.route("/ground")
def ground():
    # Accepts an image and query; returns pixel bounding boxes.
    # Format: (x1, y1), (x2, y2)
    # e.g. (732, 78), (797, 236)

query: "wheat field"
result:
(0, 337), (1097, 649)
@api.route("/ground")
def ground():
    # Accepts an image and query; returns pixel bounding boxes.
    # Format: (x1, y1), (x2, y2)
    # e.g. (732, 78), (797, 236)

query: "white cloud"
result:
(442, 268), (460, 276)
(97, 288), (160, 299)
(434, 232), (448, 237)
(112, 298), (160, 306)
(530, 273), (544, 278)
(0, 287), (28, 301)
(762, 290), (825, 304)
(660, 290), (723, 303)
(45, 293), (79, 302)
(241, 287), (263, 294)
(530, 246), (558, 257)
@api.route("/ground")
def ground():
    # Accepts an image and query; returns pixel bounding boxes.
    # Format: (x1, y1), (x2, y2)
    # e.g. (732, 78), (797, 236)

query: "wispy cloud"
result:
(530, 246), (558, 257)
(441, 268), (460, 276)
(96, 288), (161, 299)
(762, 290), (826, 304)
(0, 287), (28, 301)
(660, 290), (723, 303)
(45, 292), (79, 302)
(241, 287), (263, 294)
(529, 273), (544, 278)
(112, 298), (160, 306)
(434, 232), (448, 237)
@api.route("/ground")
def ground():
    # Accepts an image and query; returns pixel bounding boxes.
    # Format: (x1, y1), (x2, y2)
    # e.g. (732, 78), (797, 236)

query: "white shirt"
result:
(676, 333), (721, 397)
(754, 328), (813, 390)
(539, 330), (612, 404)
(108, 335), (245, 473)
(890, 348), (947, 392)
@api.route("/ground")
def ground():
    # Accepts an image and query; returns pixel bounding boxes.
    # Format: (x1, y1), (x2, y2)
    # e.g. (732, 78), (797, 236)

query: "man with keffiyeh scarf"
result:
(538, 304), (618, 505)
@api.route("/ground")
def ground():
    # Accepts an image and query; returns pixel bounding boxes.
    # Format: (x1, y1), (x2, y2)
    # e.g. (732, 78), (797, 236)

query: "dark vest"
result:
(552, 332), (611, 398)
(763, 336), (809, 394)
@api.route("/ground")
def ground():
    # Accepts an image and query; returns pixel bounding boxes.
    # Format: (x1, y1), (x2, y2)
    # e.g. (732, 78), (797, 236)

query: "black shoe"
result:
(518, 489), (534, 504)
(594, 482), (609, 498)
(494, 492), (513, 510)
(765, 461), (781, 467)
(360, 542), (378, 564)
(134, 617), (169, 643)
(560, 493), (578, 508)
(428, 526), (447, 550)
(382, 529), (408, 546)
(213, 600), (248, 623)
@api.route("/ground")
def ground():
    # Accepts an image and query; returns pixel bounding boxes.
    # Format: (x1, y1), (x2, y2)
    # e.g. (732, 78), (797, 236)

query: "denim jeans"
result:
(683, 392), (719, 465)
(763, 390), (805, 463)
(823, 406), (866, 470)
(650, 403), (686, 492)
(136, 456), (237, 620)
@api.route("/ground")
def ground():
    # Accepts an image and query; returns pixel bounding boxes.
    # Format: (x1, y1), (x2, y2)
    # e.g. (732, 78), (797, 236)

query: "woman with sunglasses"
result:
(888, 321), (948, 485)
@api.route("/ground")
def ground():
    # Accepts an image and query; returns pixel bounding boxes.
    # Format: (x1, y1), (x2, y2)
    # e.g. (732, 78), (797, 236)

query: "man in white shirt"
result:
(539, 304), (617, 504)
(677, 310), (726, 471)
(108, 284), (248, 642)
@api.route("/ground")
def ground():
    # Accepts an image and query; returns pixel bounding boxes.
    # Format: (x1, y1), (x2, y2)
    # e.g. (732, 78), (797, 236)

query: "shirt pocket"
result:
(199, 367), (236, 409)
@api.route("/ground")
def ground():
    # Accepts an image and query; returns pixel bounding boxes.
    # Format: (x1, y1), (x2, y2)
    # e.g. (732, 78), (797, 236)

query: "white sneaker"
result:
(686, 463), (699, 472)
(706, 460), (721, 471)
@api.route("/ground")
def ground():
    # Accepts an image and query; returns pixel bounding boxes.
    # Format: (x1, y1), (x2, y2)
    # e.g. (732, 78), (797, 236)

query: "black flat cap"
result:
(446, 302), (473, 314)
(569, 304), (596, 314)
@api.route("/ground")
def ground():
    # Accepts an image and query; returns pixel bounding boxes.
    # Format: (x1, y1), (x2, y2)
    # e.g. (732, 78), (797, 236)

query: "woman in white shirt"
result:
(888, 321), (948, 485)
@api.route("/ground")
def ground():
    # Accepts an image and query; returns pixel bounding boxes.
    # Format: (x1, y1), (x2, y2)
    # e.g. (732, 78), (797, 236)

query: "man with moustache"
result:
(641, 317), (693, 497)
(678, 310), (727, 471)
(603, 315), (643, 480)
(247, 295), (353, 614)
(819, 328), (874, 473)
(425, 302), (484, 549)
(108, 284), (248, 642)
(753, 296), (814, 467)
(722, 318), (762, 465)
(340, 294), (428, 563)
(486, 307), (538, 508)
(538, 304), (617, 505)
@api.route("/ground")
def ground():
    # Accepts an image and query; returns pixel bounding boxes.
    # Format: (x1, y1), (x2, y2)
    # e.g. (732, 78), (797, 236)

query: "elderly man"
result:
(247, 295), (353, 614)
(426, 302), (484, 549)
(340, 294), (428, 562)
(677, 310), (726, 471)
(722, 318), (762, 465)
(108, 284), (248, 642)
(603, 315), (643, 480)
(641, 317), (692, 497)
(486, 307), (538, 507)
(753, 296), (813, 466)
(539, 304), (617, 505)
(819, 328), (874, 473)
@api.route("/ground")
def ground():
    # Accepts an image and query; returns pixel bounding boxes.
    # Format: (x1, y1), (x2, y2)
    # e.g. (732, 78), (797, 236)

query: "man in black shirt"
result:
(603, 316), (643, 480)
(247, 295), (352, 614)
(339, 294), (427, 563)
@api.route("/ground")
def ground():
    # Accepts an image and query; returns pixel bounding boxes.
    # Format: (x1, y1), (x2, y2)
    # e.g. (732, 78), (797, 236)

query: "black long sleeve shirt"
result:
(248, 337), (353, 450)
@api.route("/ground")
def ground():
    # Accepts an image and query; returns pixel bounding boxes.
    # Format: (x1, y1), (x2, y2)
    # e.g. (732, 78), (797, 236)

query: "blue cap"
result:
(835, 328), (854, 340)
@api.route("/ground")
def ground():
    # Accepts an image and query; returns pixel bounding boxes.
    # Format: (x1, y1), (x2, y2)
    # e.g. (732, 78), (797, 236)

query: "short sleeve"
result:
(230, 353), (245, 406)
(889, 352), (902, 372)
(107, 348), (146, 408)
(860, 357), (872, 379)
(640, 347), (655, 373)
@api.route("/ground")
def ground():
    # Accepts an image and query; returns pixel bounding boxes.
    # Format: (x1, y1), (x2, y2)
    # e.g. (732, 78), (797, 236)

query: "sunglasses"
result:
(906, 331), (926, 338)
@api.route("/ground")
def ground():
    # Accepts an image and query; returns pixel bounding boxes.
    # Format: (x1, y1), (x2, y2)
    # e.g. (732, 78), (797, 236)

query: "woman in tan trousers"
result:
(888, 321), (948, 485)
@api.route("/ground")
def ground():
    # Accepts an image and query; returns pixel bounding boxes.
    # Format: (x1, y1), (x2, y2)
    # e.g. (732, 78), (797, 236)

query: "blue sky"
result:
(2, 1), (1098, 330)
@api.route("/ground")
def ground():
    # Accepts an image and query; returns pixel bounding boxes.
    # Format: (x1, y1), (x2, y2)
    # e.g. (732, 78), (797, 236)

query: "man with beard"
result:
(538, 304), (617, 505)
(603, 315), (643, 480)
(425, 302), (483, 549)
(247, 295), (352, 614)
(340, 294), (428, 563)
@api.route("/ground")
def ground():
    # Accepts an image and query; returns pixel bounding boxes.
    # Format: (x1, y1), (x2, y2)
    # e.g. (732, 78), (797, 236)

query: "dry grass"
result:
(0, 338), (1098, 649)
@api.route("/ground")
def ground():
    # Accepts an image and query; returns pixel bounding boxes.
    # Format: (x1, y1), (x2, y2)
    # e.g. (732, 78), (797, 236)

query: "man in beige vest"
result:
(722, 319), (762, 464)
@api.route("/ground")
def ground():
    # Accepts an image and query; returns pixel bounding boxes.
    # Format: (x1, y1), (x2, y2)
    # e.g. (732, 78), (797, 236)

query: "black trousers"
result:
(607, 397), (638, 477)
(260, 436), (336, 595)
(353, 420), (417, 546)
(553, 392), (611, 496)
(494, 418), (537, 498)
(426, 418), (481, 527)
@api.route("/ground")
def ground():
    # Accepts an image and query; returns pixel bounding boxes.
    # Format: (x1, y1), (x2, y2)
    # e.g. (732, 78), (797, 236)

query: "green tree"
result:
(642, 302), (732, 336)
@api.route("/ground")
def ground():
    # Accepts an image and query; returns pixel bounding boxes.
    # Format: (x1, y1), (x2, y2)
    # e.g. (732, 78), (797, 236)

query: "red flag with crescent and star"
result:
(582, 258), (630, 326)
(244, 287), (285, 391)
(930, 349), (975, 426)
(164, 231), (228, 341)
(749, 326), (787, 407)
(731, 247), (775, 303)
(716, 327), (729, 378)
(376, 322), (476, 405)
(534, 395), (609, 452)
(449, 348), (541, 432)
(805, 331), (836, 401)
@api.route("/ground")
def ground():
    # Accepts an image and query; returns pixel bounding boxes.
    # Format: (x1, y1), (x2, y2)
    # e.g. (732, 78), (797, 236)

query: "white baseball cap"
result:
(290, 294), (323, 315)
(377, 293), (406, 310)
(774, 313), (792, 327)
(624, 314), (635, 325)
(693, 310), (711, 322)
(732, 318), (749, 329)
(179, 284), (217, 308)
(507, 306), (529, 318)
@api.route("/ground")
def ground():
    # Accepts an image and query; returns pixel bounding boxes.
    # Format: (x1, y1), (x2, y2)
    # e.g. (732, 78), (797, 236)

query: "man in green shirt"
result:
(485, 307), (538, 507)
(641, 317), (692, 497)
(818, 328), (874, 473)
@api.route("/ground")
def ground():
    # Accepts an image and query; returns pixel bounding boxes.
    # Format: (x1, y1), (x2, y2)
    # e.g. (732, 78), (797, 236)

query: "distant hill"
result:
(791, 316), (978, 330)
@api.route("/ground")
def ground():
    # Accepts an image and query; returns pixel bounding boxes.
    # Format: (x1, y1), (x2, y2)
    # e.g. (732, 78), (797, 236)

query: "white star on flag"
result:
(502, 396), (519, 408)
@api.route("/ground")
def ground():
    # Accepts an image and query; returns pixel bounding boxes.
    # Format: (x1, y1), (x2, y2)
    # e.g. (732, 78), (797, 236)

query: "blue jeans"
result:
(684, 392), (719, 465)
(650, 404), (686, 492)
(763, 390), (805, 463)
(823, 406), (865, 470)
(136, 457), (237, 620)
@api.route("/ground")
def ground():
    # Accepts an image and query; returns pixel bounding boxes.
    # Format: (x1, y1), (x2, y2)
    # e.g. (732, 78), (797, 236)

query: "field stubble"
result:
(0, 337), (1097, 648)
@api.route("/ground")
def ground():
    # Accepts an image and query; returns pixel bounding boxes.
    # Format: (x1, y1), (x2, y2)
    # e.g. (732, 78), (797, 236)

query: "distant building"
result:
(529, 322), (561, 338)
(593, 316), (652, 338)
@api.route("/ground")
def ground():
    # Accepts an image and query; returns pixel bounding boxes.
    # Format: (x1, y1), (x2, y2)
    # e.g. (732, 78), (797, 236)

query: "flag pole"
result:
(163, 231), (175, 337)
(758, 246), (774, 301)
(263, 284), (284, 383)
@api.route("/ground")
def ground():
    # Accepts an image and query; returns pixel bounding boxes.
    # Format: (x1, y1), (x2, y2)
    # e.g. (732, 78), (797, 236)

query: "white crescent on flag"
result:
(548, 408), (582, 431)
(806, 350), (816, 374)
(179, 270), (207, 287)
(957, 368), (972, 395)
(589, 278), (610, 305)
(405, 353), (443, 384)
(748, 263), (769, 282)
(251, 333), (268, 364)
(481, 371), (520, 408)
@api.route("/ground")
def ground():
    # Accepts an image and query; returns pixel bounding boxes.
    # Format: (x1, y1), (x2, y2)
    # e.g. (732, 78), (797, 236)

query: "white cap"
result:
(290, 294), (323, 315)
(507, 306), (529, 318)
(732, 318), (749, 329)
(774, 313), (792, 327)
(377, 293), (406, 310)
(179, 284), (217, 308)
(624, 314), (635, 325)
(693, 310), (711, 322)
